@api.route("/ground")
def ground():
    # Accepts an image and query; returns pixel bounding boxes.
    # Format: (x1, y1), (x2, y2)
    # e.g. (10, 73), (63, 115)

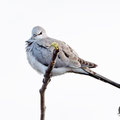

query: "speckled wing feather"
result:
(32, 37), (97, 68)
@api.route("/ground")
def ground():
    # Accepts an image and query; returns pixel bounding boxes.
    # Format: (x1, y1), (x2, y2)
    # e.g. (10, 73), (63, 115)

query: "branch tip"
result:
(40, 48), (59, 120)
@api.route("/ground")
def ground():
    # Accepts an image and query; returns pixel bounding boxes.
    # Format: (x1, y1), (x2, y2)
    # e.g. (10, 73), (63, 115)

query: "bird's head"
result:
(31, 26), (47, 40)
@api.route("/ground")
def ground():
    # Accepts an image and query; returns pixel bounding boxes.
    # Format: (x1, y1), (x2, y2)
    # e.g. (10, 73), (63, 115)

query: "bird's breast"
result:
(26, 51), (47, 74)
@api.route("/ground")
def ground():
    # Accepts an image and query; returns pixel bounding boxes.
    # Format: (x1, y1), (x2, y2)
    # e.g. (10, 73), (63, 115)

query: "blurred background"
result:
(0, 0), (120, 120)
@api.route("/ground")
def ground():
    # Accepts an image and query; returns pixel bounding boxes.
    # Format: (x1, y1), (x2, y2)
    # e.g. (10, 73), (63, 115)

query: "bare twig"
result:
(39, 48), (59, 120)
(118, 106), (120, 115)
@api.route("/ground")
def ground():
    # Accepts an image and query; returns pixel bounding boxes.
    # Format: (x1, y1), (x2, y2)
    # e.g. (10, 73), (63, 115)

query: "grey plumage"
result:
(32, 38), (81, 68)
(26, 26), (120, 88)
(27, 35), (96, 69)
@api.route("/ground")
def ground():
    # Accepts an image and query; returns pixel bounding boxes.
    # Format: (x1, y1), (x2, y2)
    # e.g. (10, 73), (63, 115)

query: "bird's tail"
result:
(82, 67), (120, 89)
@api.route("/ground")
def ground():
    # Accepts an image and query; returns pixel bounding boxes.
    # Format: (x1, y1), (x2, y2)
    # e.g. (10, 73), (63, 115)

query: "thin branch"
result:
(39, 48), (59, 120)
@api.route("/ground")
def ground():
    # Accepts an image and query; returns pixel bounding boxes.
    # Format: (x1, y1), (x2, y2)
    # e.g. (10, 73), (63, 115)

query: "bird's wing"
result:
(54, 38), (97, 68)
(32, 41), (61, 67)
(32, 37), (96, 68)
(60, 43), (97, 68)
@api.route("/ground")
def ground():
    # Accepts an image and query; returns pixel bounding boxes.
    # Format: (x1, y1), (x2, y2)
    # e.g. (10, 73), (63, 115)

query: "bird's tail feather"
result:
(82, 67), (120, 89)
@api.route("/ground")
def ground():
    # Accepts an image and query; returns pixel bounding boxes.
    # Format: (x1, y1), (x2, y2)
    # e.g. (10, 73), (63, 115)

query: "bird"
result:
(26, 26), (120, 89)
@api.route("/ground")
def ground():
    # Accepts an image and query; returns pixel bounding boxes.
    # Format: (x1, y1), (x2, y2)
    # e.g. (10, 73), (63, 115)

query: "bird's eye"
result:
(38, 32), (42, 35)
(33, 34), (37, 37)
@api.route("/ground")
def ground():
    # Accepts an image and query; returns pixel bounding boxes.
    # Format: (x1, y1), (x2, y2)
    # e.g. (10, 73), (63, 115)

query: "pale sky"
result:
(0, 0), (120, 120)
